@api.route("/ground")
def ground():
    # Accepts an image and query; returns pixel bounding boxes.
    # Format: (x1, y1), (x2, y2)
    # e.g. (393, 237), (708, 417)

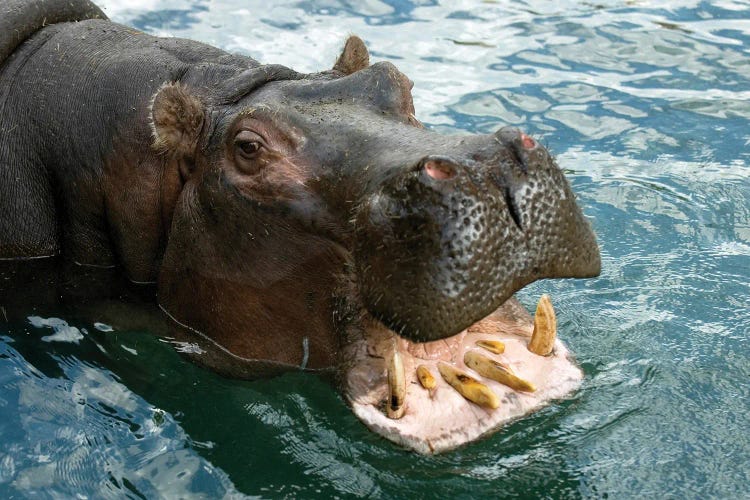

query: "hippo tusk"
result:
(464, 351), (536, 393)
(387, 349), (406, 419)
(416, 364), (437, 391)
(437, 362), (500, 409)
(528, 294), (557, 356)
(476, 339), (505, 355)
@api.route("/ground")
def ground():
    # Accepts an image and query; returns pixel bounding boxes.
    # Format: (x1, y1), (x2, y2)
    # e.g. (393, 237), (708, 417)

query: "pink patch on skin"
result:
(521, 133), (536, 149)
(424, 160), (456, 180)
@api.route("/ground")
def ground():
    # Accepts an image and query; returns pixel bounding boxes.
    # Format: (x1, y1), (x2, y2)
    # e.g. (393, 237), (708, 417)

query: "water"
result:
(1, 0), (749, 497)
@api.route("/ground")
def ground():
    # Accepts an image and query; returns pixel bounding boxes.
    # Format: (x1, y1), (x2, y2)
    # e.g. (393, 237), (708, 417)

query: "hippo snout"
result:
(353, 128), (600, 342)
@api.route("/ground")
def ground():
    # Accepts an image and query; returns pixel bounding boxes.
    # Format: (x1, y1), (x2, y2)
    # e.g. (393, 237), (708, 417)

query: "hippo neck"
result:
(0, 18), (260, 281)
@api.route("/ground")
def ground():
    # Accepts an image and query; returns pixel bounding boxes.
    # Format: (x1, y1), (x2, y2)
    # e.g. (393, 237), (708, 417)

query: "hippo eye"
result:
(236, 140), (262, 158)
(234, 131), (265, 161)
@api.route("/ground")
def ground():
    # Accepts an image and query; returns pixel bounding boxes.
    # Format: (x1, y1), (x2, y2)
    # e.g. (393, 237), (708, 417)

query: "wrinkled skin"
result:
(0, 0), (600, 452)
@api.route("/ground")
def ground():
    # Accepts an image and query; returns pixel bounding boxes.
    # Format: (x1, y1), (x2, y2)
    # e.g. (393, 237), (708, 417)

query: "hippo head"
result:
(151, 37), (600, 453)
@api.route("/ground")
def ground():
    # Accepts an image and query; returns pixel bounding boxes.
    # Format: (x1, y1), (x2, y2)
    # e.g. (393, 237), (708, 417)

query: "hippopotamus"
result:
(0, 0), (601, 453)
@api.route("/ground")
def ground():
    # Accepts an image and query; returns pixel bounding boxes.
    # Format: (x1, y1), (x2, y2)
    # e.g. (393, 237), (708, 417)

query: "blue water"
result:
(1, 0), (749, 497)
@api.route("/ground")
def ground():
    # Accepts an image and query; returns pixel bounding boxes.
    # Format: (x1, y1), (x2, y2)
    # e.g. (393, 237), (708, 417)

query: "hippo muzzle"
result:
(355, 126), (600, 342)
(339, 123), (600, 453)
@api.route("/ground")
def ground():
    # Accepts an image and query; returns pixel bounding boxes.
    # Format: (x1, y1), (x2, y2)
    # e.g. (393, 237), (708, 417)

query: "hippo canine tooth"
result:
(476, 339), (505, 355)
(387, 350), (406, 419)
(528, 294), (557, 356)
(437, 362), (500, 409)
(416, 365), (437, 391)
(464, 351), (536, 393)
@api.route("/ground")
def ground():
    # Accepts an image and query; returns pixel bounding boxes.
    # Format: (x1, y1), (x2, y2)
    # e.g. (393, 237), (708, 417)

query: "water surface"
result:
(1, 0), (748, 497)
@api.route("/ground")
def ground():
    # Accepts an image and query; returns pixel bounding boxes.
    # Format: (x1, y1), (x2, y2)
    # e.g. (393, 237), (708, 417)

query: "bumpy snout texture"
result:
(354, 128), (601, 342)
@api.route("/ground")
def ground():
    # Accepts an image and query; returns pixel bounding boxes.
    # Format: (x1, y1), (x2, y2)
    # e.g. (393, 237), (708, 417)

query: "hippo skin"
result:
(0, 0), (601, 453)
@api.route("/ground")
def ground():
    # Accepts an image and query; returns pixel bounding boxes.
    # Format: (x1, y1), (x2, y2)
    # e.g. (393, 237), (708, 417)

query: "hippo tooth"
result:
(437, 362), (500, 409)
(416, 365), (437, 391)
(464, 351), (536, 393)
(387, 349), (406, 419)
(476, 339), (506, 355)
(528, 294), (557, 356)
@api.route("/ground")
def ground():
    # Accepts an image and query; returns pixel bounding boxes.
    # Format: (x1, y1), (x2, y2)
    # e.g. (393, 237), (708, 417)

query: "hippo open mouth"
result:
(341, 295), (582, 454)
(149, 41), (602, 452)
(0, 0), (601, 455)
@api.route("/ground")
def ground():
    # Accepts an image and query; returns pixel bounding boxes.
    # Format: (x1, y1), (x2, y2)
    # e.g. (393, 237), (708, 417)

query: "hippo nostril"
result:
(423, 159), (457, 181)
(495, 127), (540, 171)
(520, 133), (536, 150)
(503, 187), (523, 230)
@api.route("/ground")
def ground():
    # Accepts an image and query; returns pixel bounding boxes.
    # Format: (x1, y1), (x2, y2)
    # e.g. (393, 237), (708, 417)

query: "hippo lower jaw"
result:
(342, 295), (582, 454)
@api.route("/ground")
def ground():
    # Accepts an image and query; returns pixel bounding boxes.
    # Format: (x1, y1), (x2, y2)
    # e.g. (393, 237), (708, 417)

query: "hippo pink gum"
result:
(344, 296), (582, 453)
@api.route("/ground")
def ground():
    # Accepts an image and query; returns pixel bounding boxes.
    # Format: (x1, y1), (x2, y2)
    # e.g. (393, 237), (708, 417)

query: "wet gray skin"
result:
(215, 62), (601, 343)
(1, 1), (599, 452)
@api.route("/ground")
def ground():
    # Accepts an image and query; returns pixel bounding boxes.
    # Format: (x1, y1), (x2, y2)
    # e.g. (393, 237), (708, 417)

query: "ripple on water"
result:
(0, 338), (237, 497)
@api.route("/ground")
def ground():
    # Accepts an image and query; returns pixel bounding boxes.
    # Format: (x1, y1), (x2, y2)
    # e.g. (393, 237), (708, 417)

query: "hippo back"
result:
(0, 0), (107, 66)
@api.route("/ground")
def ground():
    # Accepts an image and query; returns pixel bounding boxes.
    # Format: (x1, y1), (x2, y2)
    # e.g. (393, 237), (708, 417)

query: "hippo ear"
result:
(333, 35), (370, 75)
(150, 82), (205, 157)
